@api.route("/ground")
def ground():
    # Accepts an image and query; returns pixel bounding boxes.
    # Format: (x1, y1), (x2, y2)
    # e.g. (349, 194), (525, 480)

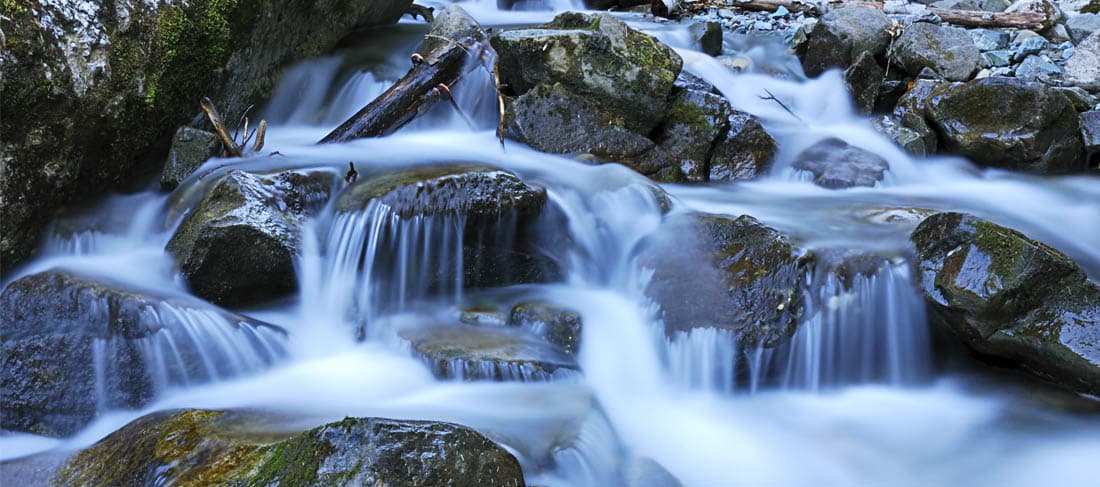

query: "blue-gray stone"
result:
(981, 50), (1014, 67)
(1015, 36), (1049, 59)
(1014, 55), (1064, 81)
(970, 29), (1010, 51)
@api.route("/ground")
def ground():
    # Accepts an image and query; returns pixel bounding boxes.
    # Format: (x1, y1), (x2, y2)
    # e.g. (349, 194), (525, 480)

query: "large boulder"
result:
(708, 112), (778, 181)
(800, 7), (892, 77)
(160, 127), (221, 190)
(167, 169), (336, 306)
(336, 165), (561, 290)
(911, 212), (1100, 395)
(792, 138), (890, 188)
(639, 213), (809, 346)
(649, 88), (736, 182)
(492, 12), (682, 134)
(889, 22), (981, 81)
(926, 77), (1085, 173)
(401, 323), (579, 381)
(0, 271), (286, 437)
(0, 0), (411, 269)
(844, 51), (885, 114)
(56, 409), (526, 486)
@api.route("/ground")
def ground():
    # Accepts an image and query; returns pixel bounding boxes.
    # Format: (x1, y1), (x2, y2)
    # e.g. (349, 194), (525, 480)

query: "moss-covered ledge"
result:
(0, 0), (410, 269)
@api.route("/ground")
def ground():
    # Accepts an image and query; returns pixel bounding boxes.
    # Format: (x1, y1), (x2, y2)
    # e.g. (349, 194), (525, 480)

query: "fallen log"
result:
(926, 7), (1052, 29)
(319, 37), (479, 144)
(653, 0), (818, 17)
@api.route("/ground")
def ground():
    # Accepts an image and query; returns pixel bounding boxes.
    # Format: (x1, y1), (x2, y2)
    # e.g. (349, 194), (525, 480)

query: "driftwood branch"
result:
(200, 97), (243, 157)
(319, 37), (478, 144)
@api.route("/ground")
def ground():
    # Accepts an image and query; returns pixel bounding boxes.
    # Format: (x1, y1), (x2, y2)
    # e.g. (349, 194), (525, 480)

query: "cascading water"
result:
(4, 5), (1100, 487)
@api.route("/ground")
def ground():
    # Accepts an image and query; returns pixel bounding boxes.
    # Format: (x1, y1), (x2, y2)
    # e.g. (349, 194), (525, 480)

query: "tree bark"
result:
(319, 37), (478, 144)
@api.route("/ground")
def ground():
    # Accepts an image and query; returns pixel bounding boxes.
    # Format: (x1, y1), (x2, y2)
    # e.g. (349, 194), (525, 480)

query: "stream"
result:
(3, 2), (1100, 486)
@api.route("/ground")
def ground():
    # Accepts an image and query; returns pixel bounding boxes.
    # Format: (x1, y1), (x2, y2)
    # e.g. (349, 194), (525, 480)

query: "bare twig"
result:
(759, 89), (802, 123)
(434, 83), (477, 130)
(200, 97), (243, 157)
(252, 120), (267, 152)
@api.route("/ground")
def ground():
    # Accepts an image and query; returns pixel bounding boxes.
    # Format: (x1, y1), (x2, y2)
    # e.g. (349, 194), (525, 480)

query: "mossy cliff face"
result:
(0, 0), (410, 269)
(911, 212), (1100, 395)
(55, 409), (526, 486)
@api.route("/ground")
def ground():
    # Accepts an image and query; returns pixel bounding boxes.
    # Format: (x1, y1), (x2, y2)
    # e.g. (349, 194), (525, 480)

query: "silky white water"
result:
(3, 6), (1100, 487)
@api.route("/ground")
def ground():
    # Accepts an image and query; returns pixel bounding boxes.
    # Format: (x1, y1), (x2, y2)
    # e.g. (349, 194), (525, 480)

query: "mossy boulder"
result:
(800, 7), (892, 77)
(889, 22), (981, 82)
(0, 271), (286, 437)
(639, 213), (809, 346)
(844, 51), (885, 115)
(491, 12), (682, 134)
(400, 323), (579, 381)
(167, 169), (336, 306)
(0, 0), (410, 270)
(792, 138), (890, 189)
(708, 112), (778, 181)
(336, 164), (561, 290)
(911, 212), (1100, 395)
(927, 77), (1085, 173)
(55, 409), (526, 486)
(160, 127), (221, 190)
(649, 88), (735, 182)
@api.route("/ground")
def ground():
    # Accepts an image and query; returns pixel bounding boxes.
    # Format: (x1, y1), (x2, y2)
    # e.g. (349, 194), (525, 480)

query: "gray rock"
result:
(911, 212), (1100, 395)
(509, 301), (583, 354)
(56, 410), (526, 486)
(709, 112), (779, 181)
(981, 50), (1014, 67)
(1014, 35), (1049, 59)
(792, 138), (891, 188)
(0, 271), (286, 437)
(844, 51), (885, 114)
(1082, 111), (1100, 151)
(492, 12), (682, 134)
(692, 21), (724, 56)
(1066, 31), (1100, 90)
(0, 0), (411, 270)
(651, 88), (735, 182)
(970, 28), (1011, 51)
(401, 324), (578, 381)
(639, 213), (808, 346)
(1014, 55), (1063, 81)
(927, 77), (1085, 173)
(1066, 13), (1100, 42)
(416, 4), (485, 64)
(1056, 86), (1100, 111)
(801, 7), (892, 77)
(160, 127), (220, 190)
(875, 115), (936, 156)
(890, 22), (981, 81)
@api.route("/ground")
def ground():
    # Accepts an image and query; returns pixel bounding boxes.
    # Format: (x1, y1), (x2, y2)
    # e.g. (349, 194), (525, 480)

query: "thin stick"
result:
(435, 83), (477, 130)
(253, 120), (267, 152)
(759, 89), (802, 123)
(201, 97), (243, 157)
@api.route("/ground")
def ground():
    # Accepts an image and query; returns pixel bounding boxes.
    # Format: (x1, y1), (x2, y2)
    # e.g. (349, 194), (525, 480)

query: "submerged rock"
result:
(890, 22), (981, 82)
(708, 112), (778, 181)
(167, 169), (336, 306)
(160, 127), (220, 190)
(0, 0), (411, 270)
(401, 324), (579, 381)
(0, 271), (286, 437)
(792, 138), (890, 188)
(800, 7), (892, 77)
(509, 301), (583, 355)
(911, 212), (1100, 395)
(927, 77), (1084, 173)
(492, 12), (682, 134)
(640, 213), (808, 346)
(336, 164), (560, 289)
(56, 409), (526, 486)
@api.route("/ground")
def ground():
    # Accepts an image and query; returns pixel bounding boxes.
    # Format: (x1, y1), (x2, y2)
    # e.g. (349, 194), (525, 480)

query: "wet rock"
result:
(692, 21), (724, 56)
(160, 127), (220, 190)
(911, 212), (1100, 395)
(639, 213), (808, 346)
(845, 51), (885, 114)
(792, 138), (890, 188)
(0, 271), (286, 437)
(492, 12), (682, 134)
(1082, 111), (1100, 151)
(889, 22), (981, 81)
(337, 165), (560, 289)
(1065, 31), (1100, 90)
(167, 169), (336, 306)
(56, 409), (526, 486)
(1057, 86), (1100, 111)
(417, 4), (485, 64)
(651, 88), (735, 182)
(509, 301), (583, 354)
(927, 77), (1085, 173)
(506, 83), (656, 162)
(709, 112), (779, 181)
(401, 324), (579, 381)
(875, 115), (936, 156)
(0, 0), (411, 269)
(801, 7), (892, 77)
(674, 70), (720, 94)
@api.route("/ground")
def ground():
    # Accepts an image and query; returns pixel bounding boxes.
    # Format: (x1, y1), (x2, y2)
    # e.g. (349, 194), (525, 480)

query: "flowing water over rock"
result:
(3, 4), (1100, 486)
